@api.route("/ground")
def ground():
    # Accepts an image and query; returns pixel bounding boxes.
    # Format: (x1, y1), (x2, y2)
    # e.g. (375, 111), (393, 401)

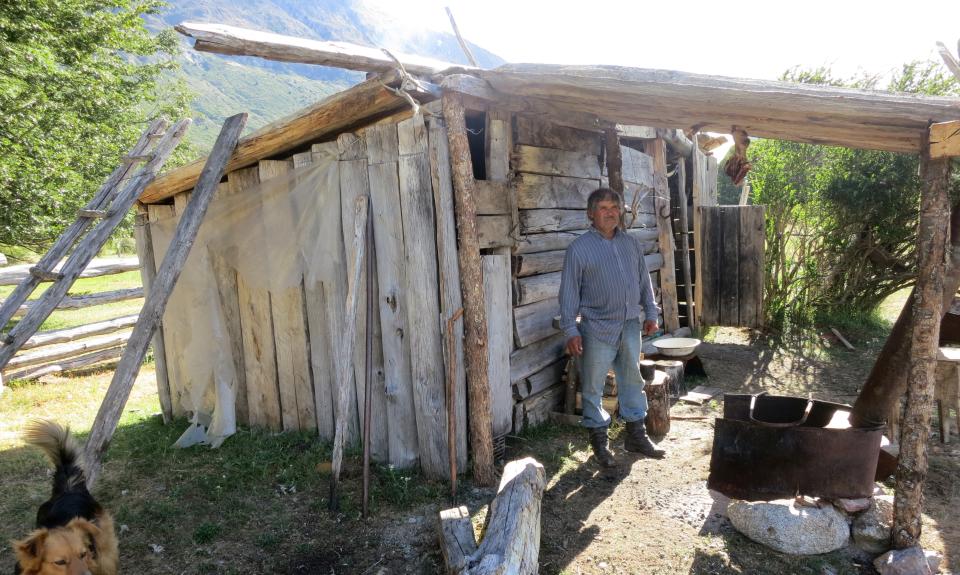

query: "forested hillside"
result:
(145, 0), (504, 149)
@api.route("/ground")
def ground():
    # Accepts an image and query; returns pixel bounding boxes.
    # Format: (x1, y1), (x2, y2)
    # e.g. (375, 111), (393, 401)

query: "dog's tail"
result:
(23, 419), (88, 494)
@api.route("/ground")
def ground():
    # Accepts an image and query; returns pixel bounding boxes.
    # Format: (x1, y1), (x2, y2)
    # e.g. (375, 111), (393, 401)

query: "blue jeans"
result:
(580, 318), (648, 428)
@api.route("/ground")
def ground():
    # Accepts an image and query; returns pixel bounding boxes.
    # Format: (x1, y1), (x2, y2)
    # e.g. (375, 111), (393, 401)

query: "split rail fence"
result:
(0, 257), (143, 382)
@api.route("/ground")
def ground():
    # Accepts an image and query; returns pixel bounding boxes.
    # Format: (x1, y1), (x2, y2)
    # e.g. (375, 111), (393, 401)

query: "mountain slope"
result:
(146, 0), (504, 150)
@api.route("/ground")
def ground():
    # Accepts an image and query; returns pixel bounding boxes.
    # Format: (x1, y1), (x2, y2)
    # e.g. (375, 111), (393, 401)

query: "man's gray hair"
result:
(587, 187), (623, 213)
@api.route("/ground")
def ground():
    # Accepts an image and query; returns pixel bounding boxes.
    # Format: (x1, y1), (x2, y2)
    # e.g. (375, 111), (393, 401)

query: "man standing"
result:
(559, 187), (665, 467)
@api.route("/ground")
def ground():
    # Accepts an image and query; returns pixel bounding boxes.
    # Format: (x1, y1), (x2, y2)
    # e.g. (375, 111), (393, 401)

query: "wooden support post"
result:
(676, 158), (696, 329)
(891, 129), (953, 548)
(645, 137), (680, 332)
(81, 114), (245, 487)
(442, 91), (496, 487)
(133, 205), (173, 423)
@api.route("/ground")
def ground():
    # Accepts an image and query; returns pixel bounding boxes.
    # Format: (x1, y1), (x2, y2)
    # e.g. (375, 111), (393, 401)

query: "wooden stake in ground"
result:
(330, 194), (370, 511)
(441, 91), (496, 487)
(82, 113), (245, 487)
(892, 128), (953, 548)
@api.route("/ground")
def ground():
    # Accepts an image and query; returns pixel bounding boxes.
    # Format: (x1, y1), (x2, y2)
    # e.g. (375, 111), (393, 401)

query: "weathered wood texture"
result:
(0, 257), (141, 287)
(230, 166), (282, 430)
(398, 115), (450, 479)
(438, 506), (478, 574)
(892, 137), (953, 549)
(353, 128), (416, 466)
(513, 359), (565, 401)
(479, 64), (960, 153)
(644, 138), (679, 332)
(4, 331), (131, 372)
(699, 205), (764, 327)
(515, 115), (602, 155)
(929, 120), (960, 159)
(141, 72), (409, 203)
(20, 315), (137, 351)
(484, 255), (513, 438)
(644, 370), (671, 437)
(675, 158), (696, 329)
(513, 298), (560, 348)
(514, 145), (602, 180)
(83, 114), (244, 487)
(427, 116), (468, 470)
(176, 21), (466, 76)
(443, 92), (496, 487)
(3, 347), (124, 382)
(509, 333), (565, 385)
(520, 208), (655, 234)
(515, 173), (603, 210)
(7, 288), (143, 319)
(692, 147), (718, 326)
(438, 458), (545, 574)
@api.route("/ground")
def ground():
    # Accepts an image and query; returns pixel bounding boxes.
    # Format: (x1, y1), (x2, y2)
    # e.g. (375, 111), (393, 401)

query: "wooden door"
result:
(699, 205), (765, 327)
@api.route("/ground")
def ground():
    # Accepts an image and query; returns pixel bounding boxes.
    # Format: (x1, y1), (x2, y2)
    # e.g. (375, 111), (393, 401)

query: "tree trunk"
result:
(441, 92), (496, 487)
(851, 203), (960, 429)
(644, 370), (671, 437)
(891, 136), (952, 549)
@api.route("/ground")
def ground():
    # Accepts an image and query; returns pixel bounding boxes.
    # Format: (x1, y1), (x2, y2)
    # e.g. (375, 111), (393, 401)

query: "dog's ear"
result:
(67, 517), (101, 557)
(13, 528), (48, 574)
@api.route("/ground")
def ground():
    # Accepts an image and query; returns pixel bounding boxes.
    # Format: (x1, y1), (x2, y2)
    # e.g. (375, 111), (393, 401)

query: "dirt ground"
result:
(3, 327), (958, 574)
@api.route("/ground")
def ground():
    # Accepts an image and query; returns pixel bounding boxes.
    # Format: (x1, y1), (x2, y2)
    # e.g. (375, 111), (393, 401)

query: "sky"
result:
(364, 0), (960, 83)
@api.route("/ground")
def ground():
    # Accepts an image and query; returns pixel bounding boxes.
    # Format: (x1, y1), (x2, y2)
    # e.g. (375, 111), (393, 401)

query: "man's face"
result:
(588, 198), (621, 235)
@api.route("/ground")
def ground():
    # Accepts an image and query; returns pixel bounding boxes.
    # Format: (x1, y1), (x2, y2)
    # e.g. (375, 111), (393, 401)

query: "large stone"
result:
(726, 499), (850, 555)
(832, 497), (872, 514)
(852, 495), (893, 553)
(873, 546), (933, 575)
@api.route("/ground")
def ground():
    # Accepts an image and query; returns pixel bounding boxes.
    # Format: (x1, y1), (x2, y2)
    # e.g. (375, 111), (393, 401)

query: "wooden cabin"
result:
(136, 29), (960, 480)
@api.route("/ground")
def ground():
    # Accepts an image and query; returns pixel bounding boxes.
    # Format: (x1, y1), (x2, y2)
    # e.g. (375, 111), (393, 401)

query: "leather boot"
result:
(587, 427), (616, 468)
(624, 420), (666, 459)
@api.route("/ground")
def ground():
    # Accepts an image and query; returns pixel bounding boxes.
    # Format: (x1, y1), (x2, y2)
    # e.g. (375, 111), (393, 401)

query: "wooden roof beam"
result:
(176, 21), (474, 76)
(140, 70), (413, 203)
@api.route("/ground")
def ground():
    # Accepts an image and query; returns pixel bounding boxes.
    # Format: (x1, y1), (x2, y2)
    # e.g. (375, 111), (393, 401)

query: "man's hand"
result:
(643, 319), (658, 335)
(565, 336), (583, 357)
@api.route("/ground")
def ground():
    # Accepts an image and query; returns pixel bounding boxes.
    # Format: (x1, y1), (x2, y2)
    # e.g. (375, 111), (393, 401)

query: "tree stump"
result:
(645, 370), (671, 437)
(655, 359), (685, 397)
(437, 458), (545, 574)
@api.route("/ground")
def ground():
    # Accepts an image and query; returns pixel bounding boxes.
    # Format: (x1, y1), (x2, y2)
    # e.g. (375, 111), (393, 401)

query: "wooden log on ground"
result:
(443, 91), (496, 487)
(438, 457), (545, 575)
(644, 370), (671, 437)
(438, 506), (477, 574)
(3, 346), (125, 382)
(81, 114), (244, 487)
(892, 130), (953, 549)
(654, 359), (685, 397)
(19, 315), (138, 351)
(0, 257), (141, 287)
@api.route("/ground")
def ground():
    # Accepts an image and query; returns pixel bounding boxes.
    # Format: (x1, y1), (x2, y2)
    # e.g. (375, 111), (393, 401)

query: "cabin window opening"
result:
(465, 111), (487, 180)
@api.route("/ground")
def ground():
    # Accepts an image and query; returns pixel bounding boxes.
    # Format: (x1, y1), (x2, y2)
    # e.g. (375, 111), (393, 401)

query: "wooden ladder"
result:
(0, 118), (191, 380)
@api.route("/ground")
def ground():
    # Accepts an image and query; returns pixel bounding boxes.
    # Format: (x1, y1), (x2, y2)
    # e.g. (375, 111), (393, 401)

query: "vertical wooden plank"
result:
(206, 183), (249, 427)
(230, 166), (282, 430)
(399, 114), (449, 479)
(719, 207), (740, 326)
(334, 138), (389, 459)
(483, 254), (513, 438)
(676, 158), (696, 329)
(147, 203), (186, 418)
(258, 159), (312, 432)
(359, 127), (419, 468)
(692, 145), (707, 327)
(135, 204), (173, 423)
(427, 115), (469, 470)
(738, 206), (764, 328)
(699, 206), (721, 326)
(645, 137), (680, 332)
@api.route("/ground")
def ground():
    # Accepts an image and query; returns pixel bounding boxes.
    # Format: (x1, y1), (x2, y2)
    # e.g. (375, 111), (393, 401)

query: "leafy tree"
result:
(749, 62), (959, 327)
(0, 0), (190, 252)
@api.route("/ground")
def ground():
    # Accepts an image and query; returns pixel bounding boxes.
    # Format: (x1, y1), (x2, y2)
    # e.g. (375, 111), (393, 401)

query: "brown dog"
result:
(11, 421), (118, 575)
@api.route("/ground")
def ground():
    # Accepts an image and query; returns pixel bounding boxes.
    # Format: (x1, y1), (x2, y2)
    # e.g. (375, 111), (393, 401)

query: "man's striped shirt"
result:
(559, 227), (660, 345)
